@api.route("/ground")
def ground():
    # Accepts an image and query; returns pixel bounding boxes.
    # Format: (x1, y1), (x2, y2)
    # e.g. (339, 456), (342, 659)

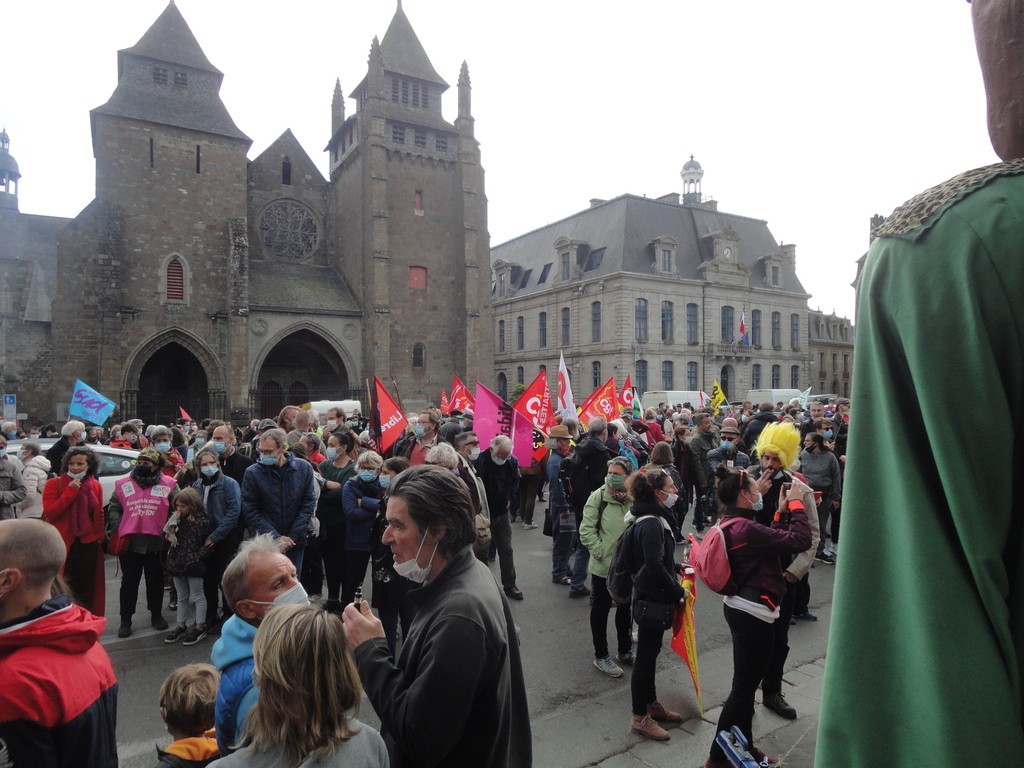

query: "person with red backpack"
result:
(702, 466), (811, 768)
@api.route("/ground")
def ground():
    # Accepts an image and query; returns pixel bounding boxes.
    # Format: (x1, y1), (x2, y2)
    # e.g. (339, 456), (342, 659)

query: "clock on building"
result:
(723, 246), (732, 260)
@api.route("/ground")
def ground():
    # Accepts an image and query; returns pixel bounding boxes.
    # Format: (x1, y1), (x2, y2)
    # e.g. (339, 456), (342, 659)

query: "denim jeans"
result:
(551, 510), (574, 580)
(710, 605), (776, 763)
(172, 575), (207, 627)
(570, 536), (590, 593)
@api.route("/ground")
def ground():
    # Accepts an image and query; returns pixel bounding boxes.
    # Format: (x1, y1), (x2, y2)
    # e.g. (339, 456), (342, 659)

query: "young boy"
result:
(155, 663), (221, 768)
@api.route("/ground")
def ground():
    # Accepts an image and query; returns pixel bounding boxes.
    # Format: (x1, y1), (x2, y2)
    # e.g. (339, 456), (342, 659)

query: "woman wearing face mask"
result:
(106, 447), (179, 638)
(366, 456), (413, 653)
(192, 447), (241, 631)
(625, 468), (688, 741)
(42, 446), (104, 616)
(150, 425), (186, 478)
(341, 452), (385, 606)
(579, 457), (635, 679)
(16, 441), (51, 519)
(110, 423), (140, 449)
(319, 431), (359, 612)
(800, 432), (842, 567)
(702, 467), (811, 768)
(644, 442), (687, 543)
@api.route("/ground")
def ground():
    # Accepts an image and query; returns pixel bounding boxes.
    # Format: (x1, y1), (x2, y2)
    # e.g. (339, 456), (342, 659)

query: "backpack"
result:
(688, 517), (744, 595)
(557, 450), (589, 506)
(617, 440), (639, 471)
(606, 515), (657, 605)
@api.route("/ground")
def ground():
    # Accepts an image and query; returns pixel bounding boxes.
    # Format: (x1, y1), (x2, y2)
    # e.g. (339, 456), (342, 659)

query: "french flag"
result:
(739, 309), (750, 346)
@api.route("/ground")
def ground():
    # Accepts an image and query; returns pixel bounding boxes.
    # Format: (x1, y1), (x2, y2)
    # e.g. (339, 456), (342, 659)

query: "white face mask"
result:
(662, 491), (679, 508)
(469, 447), (481, 461)
(248, 581), (310, 608)
(393, 532), (439, 584)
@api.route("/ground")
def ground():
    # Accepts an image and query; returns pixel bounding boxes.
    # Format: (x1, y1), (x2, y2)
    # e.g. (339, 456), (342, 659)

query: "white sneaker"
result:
(522, 522), (538, 530)
(593, 655), (624, 678)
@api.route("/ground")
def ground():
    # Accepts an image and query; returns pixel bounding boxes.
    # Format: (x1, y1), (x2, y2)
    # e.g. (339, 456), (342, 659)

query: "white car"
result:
(9, 439), (141, 503)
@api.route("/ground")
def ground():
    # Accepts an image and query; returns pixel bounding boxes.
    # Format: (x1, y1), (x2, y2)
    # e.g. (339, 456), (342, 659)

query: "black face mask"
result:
(134, 466), (155, 479)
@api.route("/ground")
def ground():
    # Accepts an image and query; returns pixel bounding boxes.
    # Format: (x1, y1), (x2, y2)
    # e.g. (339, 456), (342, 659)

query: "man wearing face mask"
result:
(211, 534), (309, 756)
(399, 410), (440, 466)
(453, 431), (490, 559)
(342, 465), (531, 768)
(474, 435), (523, 600)
(209, 422), (254, 486)
(45, 419), (87, 473)
(747, 423), (818, 721)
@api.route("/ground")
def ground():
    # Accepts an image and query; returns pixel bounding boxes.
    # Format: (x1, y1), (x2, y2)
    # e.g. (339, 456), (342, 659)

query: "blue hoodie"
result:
(210, 615), (258, 755)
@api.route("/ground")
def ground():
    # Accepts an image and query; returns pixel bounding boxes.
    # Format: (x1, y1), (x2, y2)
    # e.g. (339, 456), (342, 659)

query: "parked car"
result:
(9, 439), (139, 504)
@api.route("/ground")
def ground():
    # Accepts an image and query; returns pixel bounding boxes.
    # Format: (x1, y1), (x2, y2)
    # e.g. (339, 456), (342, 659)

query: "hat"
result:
(137, 447), (164, 466)
(721, 425), (741, 436)
(258, 418), (277, 431)
(547, 425), (571, 439)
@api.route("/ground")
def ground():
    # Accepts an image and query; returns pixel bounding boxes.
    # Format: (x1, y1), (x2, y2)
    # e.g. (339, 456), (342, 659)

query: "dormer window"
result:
(153, 67), (168, 84)
(651, 236), (678, 274)
(173, 71), (188, 87)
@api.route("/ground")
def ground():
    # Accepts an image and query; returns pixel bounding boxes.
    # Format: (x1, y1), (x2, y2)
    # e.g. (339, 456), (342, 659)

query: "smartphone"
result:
(781, 482), (792, 496)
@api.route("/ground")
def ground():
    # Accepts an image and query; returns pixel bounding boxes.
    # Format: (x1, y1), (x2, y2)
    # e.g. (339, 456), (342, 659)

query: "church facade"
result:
(0, 2), (492, 425)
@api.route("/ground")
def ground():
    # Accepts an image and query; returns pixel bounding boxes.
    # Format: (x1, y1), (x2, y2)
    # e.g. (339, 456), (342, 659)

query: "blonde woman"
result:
(210, 603), (387, 768)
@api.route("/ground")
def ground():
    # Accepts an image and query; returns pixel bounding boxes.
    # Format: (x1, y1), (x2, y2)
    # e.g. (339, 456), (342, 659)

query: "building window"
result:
(516, 316), (524, 351)
(844, 354), (850, 373)
(412, 82), (421, 107)
(687, 303), (699, 343)
(592, 361), (602, 389)
(149, 137), (155, 168)
(721, 305), (735, 343)
(561, 252), (571, 281)
(414, 190), (423, 213)
(752, 363), (762, 389)
(791, 313), (800, 350)
(661, 248), (672, 272)
(408, 266), (427, 290)
(414, 129), (427, 148)
(422, 86), (430, 109)
(282, 156), (292, 186)
(497, 272), (506, 298)
(538, 312), (547, 348)
(561, 308), (571, 346)
(591, 301), (601, 343)
(752, 310), (762, 346)
(166, 258), (184, 301)
(153, 67), (168, 84)
(392, 125), (405, 144)
(174, 71), (188, 87)
(772, 265), (780, 286)
(636, 360), (648, 395)
(412, 343), (425, 368)
(538, 263), (552, 284)
(662, 360), (674, 390)
(833, 353), (838, 373)
(687, 362), (698, 389)
(517, 366), (524, 385)
(195, 144), (201, 174)
(392, 78), (400, 102)
(635, 298), (648, 342)
(498, 320), (505, 353)
(771, 312), (781, 348)
(771, 364), (781, 387)
(791, 365), (800, 388)
(435, 135), (447, 153)
(661, 301), (674, 342)
(497, 372), (508, 401)
(819, 352), (825, 372)
(401, 79), (409, 104)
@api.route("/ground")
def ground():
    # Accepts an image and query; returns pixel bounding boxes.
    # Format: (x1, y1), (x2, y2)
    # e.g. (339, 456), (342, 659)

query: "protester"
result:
(474, 435), (524, 600)
(163, 487), (215, 646)
(155, 663), (221, 768)
(0, 518), (118, 767)
(15, 440), (48, 519)
(319, 429), (359, 612)
(341, 451), (384, 606)
(342, 465), (531, 767)
(367, 456), (413, 654)
(0, 434), (26, 521)
(192, 447), (242, 632)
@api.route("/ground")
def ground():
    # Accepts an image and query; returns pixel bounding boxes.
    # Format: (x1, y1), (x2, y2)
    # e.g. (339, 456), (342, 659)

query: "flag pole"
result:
(391, 378), (406, 415)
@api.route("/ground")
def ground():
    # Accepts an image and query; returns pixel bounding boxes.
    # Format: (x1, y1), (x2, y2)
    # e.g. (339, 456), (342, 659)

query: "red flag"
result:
(178, 406), (193, 421)
(374, 377), (408, 453)
(450, 376), (476, 414)
(440, 389), (451, 415)
(577, 377), (618, 428)
(513, 370), (554, 431)
(618, 375), (633, 413)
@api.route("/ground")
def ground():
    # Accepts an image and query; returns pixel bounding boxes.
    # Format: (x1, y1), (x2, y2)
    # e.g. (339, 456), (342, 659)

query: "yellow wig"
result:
(755, 422), (801, 470)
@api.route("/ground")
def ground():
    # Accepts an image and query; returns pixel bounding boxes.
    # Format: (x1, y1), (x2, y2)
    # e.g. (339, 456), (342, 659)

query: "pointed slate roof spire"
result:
(378, 2), (448, 87)
(117, 1), (221, 77)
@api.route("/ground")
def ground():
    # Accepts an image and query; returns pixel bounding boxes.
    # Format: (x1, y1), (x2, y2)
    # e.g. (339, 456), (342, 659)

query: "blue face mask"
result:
(154, 442), (171, 453)
(259, 453), (278, 466)
(194, 438), (206, 448)
(325, 446), (338, 461)
(378, 475), (392, 489)
(414, 423), (426, 438)
(492, 456), (507, 466)
(720, 440), (734, 451)
(200, 465), (219, 477)
(824, 429), (834, 439)
(211, 440), (227, 454)
(358, 470), (377, 483)
(751, 492), (764, 512)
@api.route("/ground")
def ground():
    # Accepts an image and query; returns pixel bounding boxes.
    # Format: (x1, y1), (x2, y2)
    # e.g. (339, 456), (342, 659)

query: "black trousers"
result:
(119, 550), (165, 621)
(590, 575), (631, 659)
(762, 577), (796, 694)
(321, 520), (347, 600)
(342, 550), (372, 606)
(631, 620), (665, 715)
(710, 605), (776, 763)
(203, 529), (240, 623)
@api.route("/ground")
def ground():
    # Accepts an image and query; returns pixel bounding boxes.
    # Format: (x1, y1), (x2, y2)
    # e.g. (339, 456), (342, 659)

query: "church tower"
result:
(0, 129), (20, 211)
(53, 1), (252, 421)
(327, 2), (493, 406)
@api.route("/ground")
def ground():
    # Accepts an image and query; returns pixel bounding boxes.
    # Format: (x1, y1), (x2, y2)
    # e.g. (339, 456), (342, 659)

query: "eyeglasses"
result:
(721, 436), (736, 442)
(465, 440), (480, 446)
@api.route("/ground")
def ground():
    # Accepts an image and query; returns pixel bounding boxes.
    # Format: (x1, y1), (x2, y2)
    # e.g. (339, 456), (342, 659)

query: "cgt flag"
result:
(450, 376), (476, 414)
(440, 389), (451, 415)
(618, 375), (633, 414)
(373, 377), (408, 453)
(576, 377), (618, 428)
(514, 370), (554, 463)
(475, 381), (534, 466)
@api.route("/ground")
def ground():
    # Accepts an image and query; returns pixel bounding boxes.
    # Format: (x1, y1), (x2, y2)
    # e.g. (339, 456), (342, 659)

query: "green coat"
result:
(818, 160), (1024, 766)
(579, 485), (629, 579)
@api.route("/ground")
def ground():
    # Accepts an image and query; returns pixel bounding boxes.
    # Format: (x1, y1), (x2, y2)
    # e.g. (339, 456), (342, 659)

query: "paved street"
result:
(105, 505), (834, 768)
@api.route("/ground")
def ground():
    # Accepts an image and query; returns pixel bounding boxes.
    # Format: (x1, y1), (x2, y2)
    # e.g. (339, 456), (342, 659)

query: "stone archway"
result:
(122, 330), (226, 423)
(251, 326), (355, 417)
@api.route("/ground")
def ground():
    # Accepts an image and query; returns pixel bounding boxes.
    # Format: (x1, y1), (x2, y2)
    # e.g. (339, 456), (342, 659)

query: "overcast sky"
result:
(4, 1), (995, 320)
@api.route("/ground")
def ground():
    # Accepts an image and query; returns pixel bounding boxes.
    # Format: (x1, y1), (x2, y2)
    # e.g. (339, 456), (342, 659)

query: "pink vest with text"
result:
(114, 475), (175, 537)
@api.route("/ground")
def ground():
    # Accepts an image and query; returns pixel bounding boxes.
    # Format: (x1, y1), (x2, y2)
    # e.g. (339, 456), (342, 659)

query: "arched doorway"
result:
(137, 342), (209, 425)
(252, 328), (355, 417)
(720, 365), (735, 401)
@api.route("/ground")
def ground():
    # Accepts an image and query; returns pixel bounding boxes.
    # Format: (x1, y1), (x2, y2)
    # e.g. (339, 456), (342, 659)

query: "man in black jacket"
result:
(475, 435), (523, 600)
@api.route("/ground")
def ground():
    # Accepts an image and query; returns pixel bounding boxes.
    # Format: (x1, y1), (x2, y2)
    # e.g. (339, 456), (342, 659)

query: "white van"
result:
(745, 389), (802, 407)
(641, 391), (709, 410)
(305, 399), (364, 417)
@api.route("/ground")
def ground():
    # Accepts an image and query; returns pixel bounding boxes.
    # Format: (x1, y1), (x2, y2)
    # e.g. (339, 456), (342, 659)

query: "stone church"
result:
(0, 1), (492, 426)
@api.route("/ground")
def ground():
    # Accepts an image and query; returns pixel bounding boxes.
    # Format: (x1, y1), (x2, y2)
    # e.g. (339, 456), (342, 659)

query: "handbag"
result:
(107, 528), (130, 556)
(542, 507), (553, 537)
(632, 597), (676, 631)
(473, 511), (492, 552)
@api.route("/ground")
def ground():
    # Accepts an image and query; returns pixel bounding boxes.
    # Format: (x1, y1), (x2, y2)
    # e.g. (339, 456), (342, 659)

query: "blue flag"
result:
(69, 380), (116, 425)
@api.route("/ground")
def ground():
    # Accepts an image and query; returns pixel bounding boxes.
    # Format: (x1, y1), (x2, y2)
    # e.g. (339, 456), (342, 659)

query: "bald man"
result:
(0, 519), (118, 767)
(818, 2), (1024, 765)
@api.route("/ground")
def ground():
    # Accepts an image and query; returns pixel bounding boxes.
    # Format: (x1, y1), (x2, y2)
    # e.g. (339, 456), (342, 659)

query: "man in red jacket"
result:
(0, 518), (118, 767)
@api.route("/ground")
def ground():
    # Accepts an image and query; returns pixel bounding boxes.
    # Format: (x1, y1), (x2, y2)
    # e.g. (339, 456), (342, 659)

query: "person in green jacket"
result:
(579, 456), (634, 679)
(818, 2), (1024, 764)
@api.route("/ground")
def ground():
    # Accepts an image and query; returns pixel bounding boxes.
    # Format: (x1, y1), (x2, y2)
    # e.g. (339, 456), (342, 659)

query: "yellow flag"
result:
(710, 380), (727, 414)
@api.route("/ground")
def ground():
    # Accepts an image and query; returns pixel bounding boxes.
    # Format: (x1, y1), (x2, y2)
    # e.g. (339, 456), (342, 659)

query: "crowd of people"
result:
(0, 394), (846, 767)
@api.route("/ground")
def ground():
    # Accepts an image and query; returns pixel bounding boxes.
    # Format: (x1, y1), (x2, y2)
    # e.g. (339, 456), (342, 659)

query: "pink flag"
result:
(474, 381), (534, 466)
